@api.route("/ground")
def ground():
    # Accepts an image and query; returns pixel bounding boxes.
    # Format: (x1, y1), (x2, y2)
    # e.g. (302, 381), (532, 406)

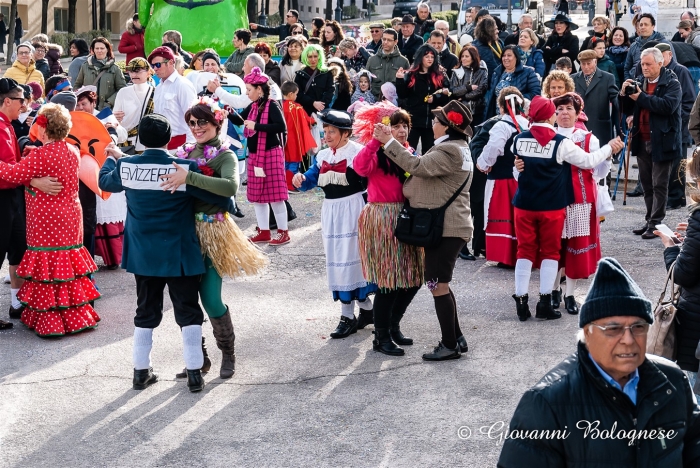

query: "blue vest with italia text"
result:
(488, 120), (518, 180)
(511, 132), (574, 211)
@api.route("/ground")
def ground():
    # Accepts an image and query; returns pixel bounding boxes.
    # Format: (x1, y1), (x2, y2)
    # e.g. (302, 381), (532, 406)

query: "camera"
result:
(625, 81), (641, 95)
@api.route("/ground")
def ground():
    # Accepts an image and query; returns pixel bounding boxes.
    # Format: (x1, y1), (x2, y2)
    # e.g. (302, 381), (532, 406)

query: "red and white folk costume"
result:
(0, 140), (100, 336)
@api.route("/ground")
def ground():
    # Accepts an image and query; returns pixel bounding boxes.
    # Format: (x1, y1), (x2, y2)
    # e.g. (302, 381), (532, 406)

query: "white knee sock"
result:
(357, 297), (372, 311)
(270, 201), (288, 230)
(182, 325), (204, 370)
(341, 302), (355, 319)
(514, 259), (533, 296)
(540, 259), (559, 295)
(565, 277), (577, 297)
(553, 268), (564, 291)
(253, 203), (270, 230)
(10, 288), (21, 309)
(133, 327), (153, 370)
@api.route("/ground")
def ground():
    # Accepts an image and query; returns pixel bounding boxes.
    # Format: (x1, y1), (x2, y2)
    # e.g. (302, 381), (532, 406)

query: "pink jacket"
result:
(353, 138), (410, 204)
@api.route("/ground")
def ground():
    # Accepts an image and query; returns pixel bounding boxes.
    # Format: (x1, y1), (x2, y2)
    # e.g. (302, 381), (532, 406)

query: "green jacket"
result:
(366, 46), (410, 100)
(224, 46), (254, 77)
(184, 136), (239, 215)
(74, 56), (127, 110)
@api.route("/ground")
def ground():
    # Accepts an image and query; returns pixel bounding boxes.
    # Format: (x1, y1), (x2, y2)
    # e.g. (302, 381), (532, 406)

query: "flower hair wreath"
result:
(195, 95), (229, 122)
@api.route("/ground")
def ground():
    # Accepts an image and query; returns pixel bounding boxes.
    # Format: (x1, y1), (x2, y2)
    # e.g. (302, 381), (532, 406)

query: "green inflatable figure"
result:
(139, 0), (248, 58)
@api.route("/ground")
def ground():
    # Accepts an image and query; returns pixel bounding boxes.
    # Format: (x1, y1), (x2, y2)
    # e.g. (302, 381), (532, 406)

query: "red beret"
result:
(529, 95), (556, 122)
(147, 46), (175, 64)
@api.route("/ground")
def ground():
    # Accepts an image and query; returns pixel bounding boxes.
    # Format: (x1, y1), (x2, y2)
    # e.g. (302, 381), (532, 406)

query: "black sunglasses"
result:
(8, 97), (25, 104)
(150, 61), (169, 69)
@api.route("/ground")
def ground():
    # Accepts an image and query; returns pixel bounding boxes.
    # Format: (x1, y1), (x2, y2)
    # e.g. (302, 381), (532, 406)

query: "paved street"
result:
(0, 184), (686, 467)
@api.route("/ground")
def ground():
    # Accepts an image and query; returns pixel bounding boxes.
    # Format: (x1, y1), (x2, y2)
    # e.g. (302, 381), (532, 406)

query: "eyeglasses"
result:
(188, 118), (209, 128)
(17, 51), (30, 56)
(150, 61), (169, 69)
(371, 29), (382, 33)
(34, 49), (46, 54)
(589, 322), (650, 338)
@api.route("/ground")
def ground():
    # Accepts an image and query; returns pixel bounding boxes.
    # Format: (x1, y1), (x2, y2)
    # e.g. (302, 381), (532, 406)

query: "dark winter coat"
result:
(294, 67), (334, 116)
(573, 67), (619, 143)
(607, 46), (629, 86)
(581, 30), (609, 53)
(664, 204), (700, 372)
(438, 48), (458, 78)
(264, 59), (281, 86)
(472, 38), (503, 85)
(621, 67), (683, 163)
(34, 58), (50, 81)
(0, 20), (6, 47)
(343, 46), (371, 73)
(498, 341), (700, 468)
(395, 71), (450, 128)
(450, 63), (488, 122)
(520, 47), (545, 77)
(46, 44), (64, 77)
(415, 16), (435, 41)
(485, 63), (541, 119)
(543, 31), (579, 76)
(672, 42), (700, 69)
(256, 23), (308, 40)
(598, 54), (620, 88)
(625, 31), (673, 80)
(399, 34), (424, 65)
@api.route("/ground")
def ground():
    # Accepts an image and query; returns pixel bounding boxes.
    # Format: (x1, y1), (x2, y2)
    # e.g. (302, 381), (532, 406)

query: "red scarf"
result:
(529, 124), (557, 147)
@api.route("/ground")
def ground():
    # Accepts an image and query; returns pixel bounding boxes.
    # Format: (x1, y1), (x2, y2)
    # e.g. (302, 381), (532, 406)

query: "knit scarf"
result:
(244, 99), (271, 155)
(608, 45), (629, 54)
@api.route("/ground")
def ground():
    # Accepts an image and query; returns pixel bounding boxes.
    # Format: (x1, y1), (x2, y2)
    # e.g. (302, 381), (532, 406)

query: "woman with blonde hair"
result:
(542, 70), (575, 98)
(0, 103), (100, 336)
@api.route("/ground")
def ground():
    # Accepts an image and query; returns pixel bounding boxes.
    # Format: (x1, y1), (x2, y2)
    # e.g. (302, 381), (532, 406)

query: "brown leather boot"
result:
(210, 307), (236, 379)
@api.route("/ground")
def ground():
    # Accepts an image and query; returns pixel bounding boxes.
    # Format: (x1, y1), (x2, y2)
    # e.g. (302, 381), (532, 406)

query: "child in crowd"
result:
(281, 81), (316, 190)
(381, 82), (398, 106)
(350, 69), (376, 105)
(555, 57), (573, 74)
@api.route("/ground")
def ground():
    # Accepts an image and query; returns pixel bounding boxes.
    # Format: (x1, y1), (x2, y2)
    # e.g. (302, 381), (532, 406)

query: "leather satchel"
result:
(394, 172), (471, 248)
(646, 262), (680, 360)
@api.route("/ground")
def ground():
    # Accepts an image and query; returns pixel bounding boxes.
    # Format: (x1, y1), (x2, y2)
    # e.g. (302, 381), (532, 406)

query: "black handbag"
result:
(394, 172), (471, 248)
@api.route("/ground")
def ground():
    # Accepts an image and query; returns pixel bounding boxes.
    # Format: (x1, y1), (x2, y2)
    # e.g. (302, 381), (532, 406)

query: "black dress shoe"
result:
(422, 341), (461, 361)
(457, 335), (468, 353)
(356, 308), (374, 330)
(641, 229), (658, 240)
(512, 294), (531, 322)
(186, 369), (205, 392)
(133, 368), (158, 390)
(626, 189), (643, 197)
(551, 289), (562, 309)
(232, 206), (245, 218)
(667, 201), (686, 210)
(8, 304), (23, 319)
(564, 295), (579, 315)
(496, 262), (515, 269)
(632, 225), (649, 235)
(458, 245), (476, 261)
(330, 315), (358, 339)
(390, 325), (413, 345)
(372, 328), (404, 356)
(535, 294), (562, 320)
(0, 319), (13, 330)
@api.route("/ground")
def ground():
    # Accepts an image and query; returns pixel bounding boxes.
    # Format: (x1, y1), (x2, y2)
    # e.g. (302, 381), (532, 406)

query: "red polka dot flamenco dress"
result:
(0, 141), (100, 336)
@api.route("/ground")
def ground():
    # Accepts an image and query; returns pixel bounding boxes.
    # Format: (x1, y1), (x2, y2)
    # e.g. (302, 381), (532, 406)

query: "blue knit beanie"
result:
(579, 257), (653, 327)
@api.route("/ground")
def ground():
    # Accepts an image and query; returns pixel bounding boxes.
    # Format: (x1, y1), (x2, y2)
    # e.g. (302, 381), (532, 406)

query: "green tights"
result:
(200, 256), (227, 318)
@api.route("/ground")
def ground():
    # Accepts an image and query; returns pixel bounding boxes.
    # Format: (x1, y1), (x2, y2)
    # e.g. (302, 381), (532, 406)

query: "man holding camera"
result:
(620, 47), (682, 239)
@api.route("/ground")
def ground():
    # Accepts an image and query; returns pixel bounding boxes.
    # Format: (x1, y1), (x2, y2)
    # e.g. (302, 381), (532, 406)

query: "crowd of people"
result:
(5, 5), (700, 461)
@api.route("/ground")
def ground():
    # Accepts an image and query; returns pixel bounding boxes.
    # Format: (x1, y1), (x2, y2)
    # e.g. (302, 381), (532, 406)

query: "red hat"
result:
(529, 95), (556, 122)
(147, 46), (175, 64)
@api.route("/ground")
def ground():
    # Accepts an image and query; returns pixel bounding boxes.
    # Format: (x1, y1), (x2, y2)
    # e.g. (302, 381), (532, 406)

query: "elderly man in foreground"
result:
(498, 257), (700, 467)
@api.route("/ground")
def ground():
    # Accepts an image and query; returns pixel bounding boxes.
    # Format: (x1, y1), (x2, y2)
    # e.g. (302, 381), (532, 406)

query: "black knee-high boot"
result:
(390, 286), (420, 345)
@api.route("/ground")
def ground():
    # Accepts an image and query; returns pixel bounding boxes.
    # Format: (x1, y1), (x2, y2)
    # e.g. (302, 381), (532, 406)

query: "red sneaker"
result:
(249, 229), (271, 243)
(269, 229), (290, 246)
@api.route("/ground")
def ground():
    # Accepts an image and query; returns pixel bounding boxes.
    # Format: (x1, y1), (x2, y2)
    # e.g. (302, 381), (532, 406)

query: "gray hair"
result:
(417, 2), (430, 12)
(576, 328), (588, 343)
(435, 20), (450, 30)
(641, 47), (664, 64)
(246, 53), (266, 71)
(519, 14), (533, 26)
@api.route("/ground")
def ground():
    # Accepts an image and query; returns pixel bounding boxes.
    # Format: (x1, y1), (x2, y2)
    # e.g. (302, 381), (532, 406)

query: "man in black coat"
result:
(503, 14), (546, 49)
(498, 257), (700, 468)
(398, 15), (424, 65)
(250, 9), (308, 39)
(621, 47), (683, 239)
(428, 30), (457, 78)
(572, 49), (619, 144)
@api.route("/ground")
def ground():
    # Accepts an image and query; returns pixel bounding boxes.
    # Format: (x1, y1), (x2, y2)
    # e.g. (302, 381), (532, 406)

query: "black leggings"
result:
(372, 287), (421, 329)
(408, 127), (435, 155)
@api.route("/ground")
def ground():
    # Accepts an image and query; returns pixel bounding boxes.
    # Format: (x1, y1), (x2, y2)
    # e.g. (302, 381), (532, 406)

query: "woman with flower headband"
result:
(476, 87), (529, 268)
(0, 103), (101, 336)
(372, 100), (474, 361)
(230, 67), (291, 246)
(352, 104), (423, 355)
(292, 109), (377, 339)
(159, 95), (268, 379)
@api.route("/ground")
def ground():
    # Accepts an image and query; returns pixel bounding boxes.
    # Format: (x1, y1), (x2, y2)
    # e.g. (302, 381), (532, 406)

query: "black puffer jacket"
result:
(294, 67), (334, 116)
(664, 204), (700, 372)
(395, 71), (450, 128)
(542, 31), (579, 76)
(498, 342), (700, 467)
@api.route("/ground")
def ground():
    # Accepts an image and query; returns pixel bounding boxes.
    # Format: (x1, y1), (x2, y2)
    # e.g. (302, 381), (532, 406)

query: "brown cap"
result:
(577, 49), (597, 62)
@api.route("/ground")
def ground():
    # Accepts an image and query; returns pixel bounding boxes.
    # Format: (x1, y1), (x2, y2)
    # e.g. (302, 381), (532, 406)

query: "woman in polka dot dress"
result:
(0, 103), (100, 336)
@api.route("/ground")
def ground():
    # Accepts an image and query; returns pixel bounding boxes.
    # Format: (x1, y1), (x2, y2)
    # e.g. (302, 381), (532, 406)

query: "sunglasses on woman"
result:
(188, 118), (210, 128)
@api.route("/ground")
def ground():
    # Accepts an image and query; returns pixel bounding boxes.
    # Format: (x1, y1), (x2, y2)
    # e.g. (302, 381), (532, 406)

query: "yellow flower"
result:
(381, 116), (391, 125)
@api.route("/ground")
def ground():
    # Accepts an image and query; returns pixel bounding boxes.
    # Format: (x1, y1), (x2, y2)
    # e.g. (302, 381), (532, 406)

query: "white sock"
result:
(553, 268), (564, 291)
(270, 201), (288, 230)
(514, 259), (533, 296)
(182, 325), (204, 370)
(565, 277), (577, 297)
(10, 288), (21, 309)
(253, 203), (270, 230)
(357, 297), (372, 311)
(540, 259), (559, 295)
(341, 302), (355, 319)
(133, 327), (153, 370)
